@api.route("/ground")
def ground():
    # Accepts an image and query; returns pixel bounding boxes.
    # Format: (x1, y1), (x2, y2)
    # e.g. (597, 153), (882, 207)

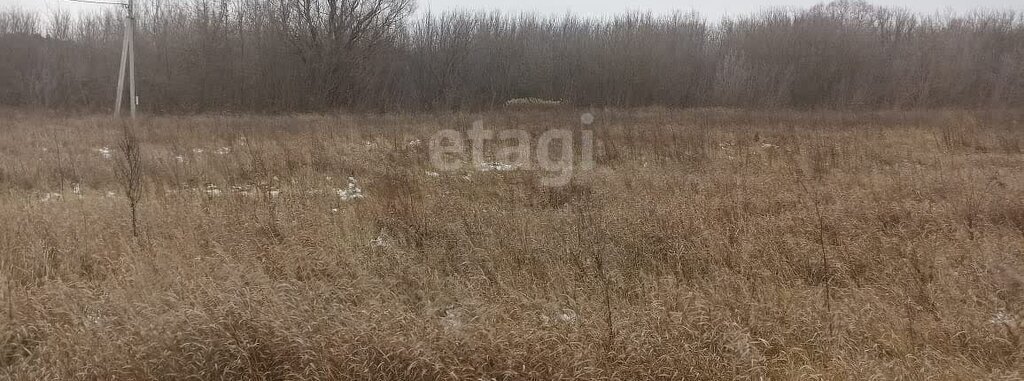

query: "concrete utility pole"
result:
(65, 0), (137, 118)
(114, 0), (137, 119)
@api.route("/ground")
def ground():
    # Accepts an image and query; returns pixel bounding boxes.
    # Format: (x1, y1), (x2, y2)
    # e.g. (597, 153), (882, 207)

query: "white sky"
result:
(3, 0), (1022, 20)
(420, 0), (1022, 19)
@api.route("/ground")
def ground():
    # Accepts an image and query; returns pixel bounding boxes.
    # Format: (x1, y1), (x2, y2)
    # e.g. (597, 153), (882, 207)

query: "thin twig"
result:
(796, 168), (834, 344)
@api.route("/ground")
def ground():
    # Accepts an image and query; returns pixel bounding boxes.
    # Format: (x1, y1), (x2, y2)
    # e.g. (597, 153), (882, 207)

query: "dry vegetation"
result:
(1, 108), (1023, 379)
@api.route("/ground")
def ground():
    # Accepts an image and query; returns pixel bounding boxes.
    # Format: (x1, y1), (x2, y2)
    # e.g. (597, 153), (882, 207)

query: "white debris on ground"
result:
(556, 308), (578, 323)
(230, 185), (257, 197)
(215, 147), (231, 155)
(36, 187), (90, 202)
(370, 229), (393, 249)
(37, 175), (368, 204)
(425, 171), (440, 177)
(407, 139), (422, 147)
(580, 112), (595, 125)
(192, 148), (205, 154)
(540, 308), (578, 326)
(337, 177), (364, 201)
(174, 155), (186, 163)
(203, 183), (222, 196)
(990, 311), (1017, 326)
(761, 143), (779, 149)
(96, 147), (113, 159)
(477, 162), (517, 172)
(439, 306), (466, 333)
(227, 184), (280, 198)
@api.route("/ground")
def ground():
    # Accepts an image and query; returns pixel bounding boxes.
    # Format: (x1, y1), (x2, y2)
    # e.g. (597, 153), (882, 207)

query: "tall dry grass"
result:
(0, 108), (1023, 379)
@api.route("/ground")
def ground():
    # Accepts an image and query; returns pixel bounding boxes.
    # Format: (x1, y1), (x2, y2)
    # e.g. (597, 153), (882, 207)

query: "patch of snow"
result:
(230, 185), (257, 197)
(40, 192), (63, 202)
(477, 162), (517, 172)
(505, 97), (562, 106)
(96, 147), (113, 159)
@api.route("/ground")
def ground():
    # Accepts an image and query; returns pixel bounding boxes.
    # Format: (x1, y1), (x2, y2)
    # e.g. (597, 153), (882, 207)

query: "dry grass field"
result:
(1, 108), (1023, 379)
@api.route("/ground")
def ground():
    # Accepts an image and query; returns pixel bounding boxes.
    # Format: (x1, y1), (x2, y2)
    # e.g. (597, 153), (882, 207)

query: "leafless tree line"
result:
(0, 0), (1021, 112)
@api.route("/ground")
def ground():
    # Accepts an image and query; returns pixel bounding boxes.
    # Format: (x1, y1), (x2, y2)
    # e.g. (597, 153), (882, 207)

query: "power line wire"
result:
(62, 0), (128, 6)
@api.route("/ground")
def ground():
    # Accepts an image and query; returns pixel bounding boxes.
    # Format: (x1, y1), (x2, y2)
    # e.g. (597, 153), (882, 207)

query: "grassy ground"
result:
(1, 108), (1022, 379)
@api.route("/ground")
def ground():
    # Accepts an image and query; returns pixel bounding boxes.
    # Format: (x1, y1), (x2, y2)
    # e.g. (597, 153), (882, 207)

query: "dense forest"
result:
(0, 0), (1022, 112)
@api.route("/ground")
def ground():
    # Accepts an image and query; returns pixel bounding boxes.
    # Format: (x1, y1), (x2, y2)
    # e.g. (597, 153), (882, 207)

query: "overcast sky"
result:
(3, 0), (1021, 20)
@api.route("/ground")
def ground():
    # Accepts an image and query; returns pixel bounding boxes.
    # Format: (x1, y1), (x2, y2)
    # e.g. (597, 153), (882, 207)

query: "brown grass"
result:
(0, 108), (1022, 379)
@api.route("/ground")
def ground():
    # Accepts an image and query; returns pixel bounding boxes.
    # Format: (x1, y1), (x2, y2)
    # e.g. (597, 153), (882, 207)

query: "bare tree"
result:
(278, 0), (415, 107)
(115, 121), (143, 238)
(0, 0), (1021, 111)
